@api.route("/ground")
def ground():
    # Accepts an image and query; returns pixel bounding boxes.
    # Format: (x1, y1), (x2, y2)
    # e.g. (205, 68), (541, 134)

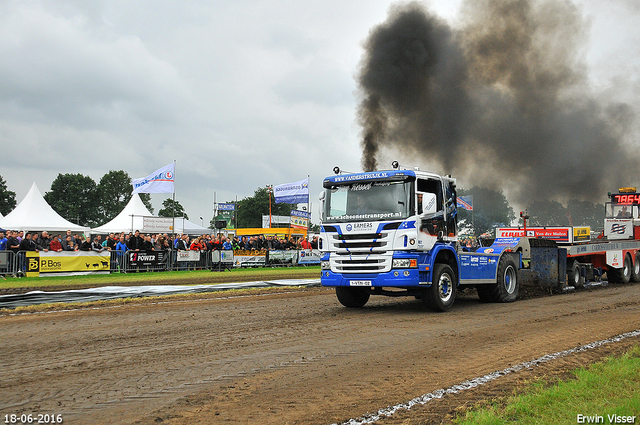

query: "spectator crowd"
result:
(0, 229), (319, 254)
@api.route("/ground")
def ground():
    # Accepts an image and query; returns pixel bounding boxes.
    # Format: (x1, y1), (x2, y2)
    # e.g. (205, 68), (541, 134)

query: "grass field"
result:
(455, 345), (640, 424)
(0, 266), (321, 291)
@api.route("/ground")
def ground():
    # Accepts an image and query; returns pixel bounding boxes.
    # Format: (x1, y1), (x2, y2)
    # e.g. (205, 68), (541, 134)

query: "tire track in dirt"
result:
(0, 284), (639, 424)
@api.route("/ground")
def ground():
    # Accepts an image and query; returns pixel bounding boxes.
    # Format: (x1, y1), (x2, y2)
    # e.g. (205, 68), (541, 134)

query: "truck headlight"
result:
(321, 261), (330, 270)
(392, 258), (417, 268)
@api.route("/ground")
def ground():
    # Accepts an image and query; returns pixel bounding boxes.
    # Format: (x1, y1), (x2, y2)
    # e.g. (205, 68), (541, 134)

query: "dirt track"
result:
(1, 283), (640, 424)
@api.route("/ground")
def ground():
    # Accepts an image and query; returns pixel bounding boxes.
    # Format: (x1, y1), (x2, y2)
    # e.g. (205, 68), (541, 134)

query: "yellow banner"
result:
(573, 226), (591, 242)
(26, 251), (111, 277)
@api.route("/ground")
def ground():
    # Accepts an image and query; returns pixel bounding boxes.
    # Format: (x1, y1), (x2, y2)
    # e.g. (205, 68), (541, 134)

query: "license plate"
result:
(350, 280), (372, 286)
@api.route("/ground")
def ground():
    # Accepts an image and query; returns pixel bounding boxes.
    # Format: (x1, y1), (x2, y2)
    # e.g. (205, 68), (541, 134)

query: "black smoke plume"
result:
(357, 0), (637, 204)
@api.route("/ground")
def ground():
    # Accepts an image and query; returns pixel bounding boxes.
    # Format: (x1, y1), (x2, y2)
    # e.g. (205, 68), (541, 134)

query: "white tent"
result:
(0, 182), (88, 232)
(91, 193), (154, 234)
(172, 217), (211, 235)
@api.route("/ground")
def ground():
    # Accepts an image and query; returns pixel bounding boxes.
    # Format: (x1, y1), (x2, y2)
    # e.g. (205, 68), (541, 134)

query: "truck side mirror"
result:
(422, 193), (437, 215)
(318, 191), (325, 221)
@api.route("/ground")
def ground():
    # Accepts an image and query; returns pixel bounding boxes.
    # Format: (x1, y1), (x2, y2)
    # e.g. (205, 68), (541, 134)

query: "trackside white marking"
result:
(338, 329), (640, 425)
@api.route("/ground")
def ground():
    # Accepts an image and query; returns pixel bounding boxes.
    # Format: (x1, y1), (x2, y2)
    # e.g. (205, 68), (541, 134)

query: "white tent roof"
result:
(172, 217), (211, 235)
(0, 182), (88, 232)
(91, 193), (154, 234)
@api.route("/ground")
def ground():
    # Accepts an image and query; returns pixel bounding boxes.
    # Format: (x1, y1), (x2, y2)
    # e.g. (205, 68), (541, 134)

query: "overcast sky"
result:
(1, 0), (638, 225)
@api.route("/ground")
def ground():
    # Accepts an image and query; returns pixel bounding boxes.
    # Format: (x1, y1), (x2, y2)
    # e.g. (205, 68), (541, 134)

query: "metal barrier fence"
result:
(0, 249), (321, 276)
(0, 251), (18, 276)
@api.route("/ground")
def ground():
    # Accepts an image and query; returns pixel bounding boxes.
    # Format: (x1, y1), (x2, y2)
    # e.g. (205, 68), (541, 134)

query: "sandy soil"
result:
(1, 283), (639, 424)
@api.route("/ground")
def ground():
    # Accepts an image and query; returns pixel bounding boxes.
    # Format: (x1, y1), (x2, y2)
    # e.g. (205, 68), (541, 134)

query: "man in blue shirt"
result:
(0, 231), (7, 251)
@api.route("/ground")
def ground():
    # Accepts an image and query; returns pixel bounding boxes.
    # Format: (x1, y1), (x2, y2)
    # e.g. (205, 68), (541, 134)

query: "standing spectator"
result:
(310, 235), (319, 249)
(49, 235), (63, 252)
(0, 231), (7, 251)
(79, 236), (92, 251)
(115, 235), (128, 272)
(300, 237), (311, 250)
(65, 230), (75, 245)
(18, 232), (37, 272)
(176, 234), (188, 250)
(61, 235), (76, 251)
(105, 233), (117, 251)
(128, 230), (142, 251)
(92, 237), (105, 252)
(7, 231), (20, 253)
(222, 237), (233, 250)
(142, 235), (154, 251)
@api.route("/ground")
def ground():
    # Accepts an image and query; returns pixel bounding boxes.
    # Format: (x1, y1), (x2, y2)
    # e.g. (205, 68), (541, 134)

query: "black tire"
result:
(422, 263), (456, 312)
(632, 253), (640, 282)
(335, 287), (370, 308)
(608, 254), (632, 284)
(567, 260), (585, 289)
(477, 254), (519, 303)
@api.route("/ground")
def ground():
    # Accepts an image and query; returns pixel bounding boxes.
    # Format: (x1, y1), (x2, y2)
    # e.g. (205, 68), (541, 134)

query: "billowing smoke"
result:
(357, 0), (637, 204)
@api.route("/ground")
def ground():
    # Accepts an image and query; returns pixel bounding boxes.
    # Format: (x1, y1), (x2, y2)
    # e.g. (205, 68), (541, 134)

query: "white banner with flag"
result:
(132, 163), (175, 194)
(274, 178), (309, 204)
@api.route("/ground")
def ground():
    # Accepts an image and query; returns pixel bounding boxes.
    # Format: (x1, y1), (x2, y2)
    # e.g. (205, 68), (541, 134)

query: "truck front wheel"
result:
(422, 263), (456, 312)
(335, 287), (370, 308)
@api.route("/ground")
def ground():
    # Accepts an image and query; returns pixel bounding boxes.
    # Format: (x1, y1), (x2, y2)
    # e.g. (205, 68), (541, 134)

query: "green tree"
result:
(237, 187), (293, 228)
(44, 173), (99, 227)
(96, 170), (133, 224)
(158, 198), (188, 219)
(0, 175), (16, 216)
(525, 200), (568, 226)
(566, 199), (605, 229)
(139, 193), (154, 215)
(457, 187), (515, 237)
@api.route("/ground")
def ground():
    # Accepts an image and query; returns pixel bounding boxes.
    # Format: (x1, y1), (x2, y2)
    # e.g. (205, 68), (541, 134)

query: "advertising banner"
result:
(128, 251), (166, 267)
(298, 249), (321, 265)
(26, 251), (111, 277)
(143, 216), (174, 233)
(233, 250), (267, 267)
(132, 163), (175, 194)
(218, 203), (236, 211)
(211, 250), (234, 263)
(268, 250), (298, 265)
(176, 250), (201, 262)
(274, 178), (309, 204)
(290, 210), (309, 229)
(495, 227), (592, 244)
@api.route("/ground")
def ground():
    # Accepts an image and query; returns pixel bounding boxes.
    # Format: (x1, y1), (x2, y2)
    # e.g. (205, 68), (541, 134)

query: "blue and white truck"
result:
(319, 163), (520, 311)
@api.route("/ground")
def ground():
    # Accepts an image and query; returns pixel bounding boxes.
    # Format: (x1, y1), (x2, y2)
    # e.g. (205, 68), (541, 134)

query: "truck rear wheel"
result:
(335, 287), (370, 308)
(608, 254), (631, 284)
(477, 254), (519, 303)
(422, 263), (456, 312)
(632, 253), (640, 282)
(567, 260), (585, 289)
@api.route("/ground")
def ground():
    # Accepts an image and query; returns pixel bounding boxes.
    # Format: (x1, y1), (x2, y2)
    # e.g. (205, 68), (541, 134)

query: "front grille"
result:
(332, 232), (388, 254)
(333, 256), (389, 272)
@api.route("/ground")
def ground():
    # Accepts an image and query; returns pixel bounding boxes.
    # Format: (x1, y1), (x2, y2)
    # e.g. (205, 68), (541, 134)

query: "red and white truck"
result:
(496, 188), (640, 287)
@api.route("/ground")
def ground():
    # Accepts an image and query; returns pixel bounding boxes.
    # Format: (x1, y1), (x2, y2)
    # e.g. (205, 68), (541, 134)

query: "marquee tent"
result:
(171, 217), (210, 235)
(91, 193), (154, 234)
(91, 194), (211, 235)
(0, 182), (88, 232)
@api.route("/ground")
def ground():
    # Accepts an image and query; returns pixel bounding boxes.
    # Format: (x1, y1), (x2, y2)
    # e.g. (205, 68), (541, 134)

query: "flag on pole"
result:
(457, 195), (473, 211)
(132, 163), (175, 194)
(274, 178), (309, 204)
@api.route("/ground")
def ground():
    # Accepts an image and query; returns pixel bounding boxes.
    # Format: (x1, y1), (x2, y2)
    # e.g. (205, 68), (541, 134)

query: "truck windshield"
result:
(323, 181), (412, 223)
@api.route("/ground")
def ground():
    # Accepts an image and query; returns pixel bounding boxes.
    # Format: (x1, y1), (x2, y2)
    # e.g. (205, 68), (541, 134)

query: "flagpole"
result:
(306, 174), (310, 238)
(172, 160), (176, 235)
